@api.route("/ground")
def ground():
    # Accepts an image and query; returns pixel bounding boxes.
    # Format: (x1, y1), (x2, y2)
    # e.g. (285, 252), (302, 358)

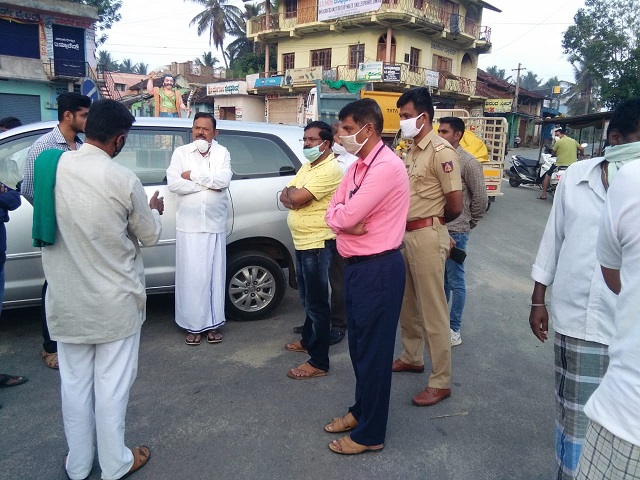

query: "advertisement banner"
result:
(318, 0), (383, 22)
(52, 24), (85, 77)
(357, 61), (383, 81)
(484, 98), (513, 113)
(206, 81), (248, 96)
(284, 67), (323, 86)
(255, 77), (284, 88)
(425, 69), (439, 88)
(383, 64), (401, 83)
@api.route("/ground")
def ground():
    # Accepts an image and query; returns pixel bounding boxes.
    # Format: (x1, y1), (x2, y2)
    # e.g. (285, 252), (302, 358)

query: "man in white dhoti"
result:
(167, 112), (232, 345)
(35, 99), (164, 480)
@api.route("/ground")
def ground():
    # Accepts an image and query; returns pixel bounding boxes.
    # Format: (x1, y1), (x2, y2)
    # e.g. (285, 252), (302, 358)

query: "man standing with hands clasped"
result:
(392, 87), (463, 407)
(167, 113), (232, 346)
(35, 99), (163, 480)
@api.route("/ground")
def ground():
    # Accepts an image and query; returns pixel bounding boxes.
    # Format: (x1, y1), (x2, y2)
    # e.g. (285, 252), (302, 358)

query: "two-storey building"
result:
(0, 0), (99, 123)
(247, 0), (500, 124)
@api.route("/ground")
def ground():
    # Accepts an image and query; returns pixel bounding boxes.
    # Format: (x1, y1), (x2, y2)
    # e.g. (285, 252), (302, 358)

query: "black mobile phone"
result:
(449, 246), (467, 264)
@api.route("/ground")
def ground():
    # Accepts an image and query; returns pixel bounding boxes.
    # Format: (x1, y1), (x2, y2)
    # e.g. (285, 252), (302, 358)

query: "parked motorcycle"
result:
(506, 153), (567, 196)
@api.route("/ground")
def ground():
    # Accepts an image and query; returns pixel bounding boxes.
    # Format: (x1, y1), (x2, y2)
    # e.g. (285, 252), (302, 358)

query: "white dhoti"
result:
(58, 331), (140, 480)
(175, 230), (226, 332)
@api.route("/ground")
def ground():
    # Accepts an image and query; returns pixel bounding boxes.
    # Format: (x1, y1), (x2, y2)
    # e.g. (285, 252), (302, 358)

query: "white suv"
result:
(0, 117), (304, 321)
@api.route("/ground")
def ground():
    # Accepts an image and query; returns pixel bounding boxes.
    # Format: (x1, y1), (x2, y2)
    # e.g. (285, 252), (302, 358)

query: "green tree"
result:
(520, 71), (541, 91)
(195, 52), (220, 67)
(563, 61), (599, 115)
(227, 49), (276, 79)
(96, 50), (119, 71)
(68, 0), (123, 45)
(119, 58), (135, 73)
(485, 65), (509, 81)
(187, 0), (243, 69)
(563, 0), (640, 108)
(226, 2), (262, 63)
(134, 62), (149, 75)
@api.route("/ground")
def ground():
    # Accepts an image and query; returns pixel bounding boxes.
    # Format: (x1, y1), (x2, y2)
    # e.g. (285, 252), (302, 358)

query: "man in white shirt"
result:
(38, 99), (163, 480)
(576, 98), (640, 480)
(167, 113), (232, 346)
(529, 109), (633, 479)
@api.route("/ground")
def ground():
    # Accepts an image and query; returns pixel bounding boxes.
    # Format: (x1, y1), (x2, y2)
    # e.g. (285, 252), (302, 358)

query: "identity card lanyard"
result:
(349, 145), (385, 199)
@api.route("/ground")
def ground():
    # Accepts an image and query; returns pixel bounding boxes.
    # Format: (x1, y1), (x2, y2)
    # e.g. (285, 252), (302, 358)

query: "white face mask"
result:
(332, 143), (347, 156)
(194, 139), (210, 154)
(339, 124), (370, 155)
(399, 113), (425, 139)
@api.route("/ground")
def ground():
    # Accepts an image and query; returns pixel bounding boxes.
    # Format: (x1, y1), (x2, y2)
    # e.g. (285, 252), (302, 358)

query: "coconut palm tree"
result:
(485, 65), (508, 81)
(187, 0), (243, 69)
(564, 61), (599, 115)
(195, 51), (220, 67)
(96, 50), (119, 71)
(520, 71), (541, 91)
(119, 58), (135, 73)
(134, 62), (149, 75)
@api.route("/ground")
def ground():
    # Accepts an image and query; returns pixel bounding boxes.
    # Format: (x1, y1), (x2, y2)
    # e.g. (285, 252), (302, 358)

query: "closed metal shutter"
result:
(0, 93), (41, 125)
(267, 98), (298, 125)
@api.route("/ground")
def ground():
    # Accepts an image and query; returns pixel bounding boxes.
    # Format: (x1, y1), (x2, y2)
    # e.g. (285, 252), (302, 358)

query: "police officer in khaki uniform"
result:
(392, 87), (463, 407)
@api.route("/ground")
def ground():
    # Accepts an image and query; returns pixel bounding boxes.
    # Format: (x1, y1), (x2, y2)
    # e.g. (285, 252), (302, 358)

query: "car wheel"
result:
(226, 251), (286, 321)
(508, 177), (520, 187)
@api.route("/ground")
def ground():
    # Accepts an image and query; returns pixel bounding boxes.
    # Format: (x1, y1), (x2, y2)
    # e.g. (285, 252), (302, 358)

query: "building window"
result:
(409, 47), (421, 73)
(285, 0), (297, 18)
(432, 54), (452, 73)
(115, 83), (127, 92)
(349, 45), (365, 69)
(283, 53), (295, 70)
(443, 0), (459, 14)
(311, 48), (332, 70)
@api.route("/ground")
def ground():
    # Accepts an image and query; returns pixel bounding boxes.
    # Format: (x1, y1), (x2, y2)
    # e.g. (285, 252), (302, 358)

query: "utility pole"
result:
(512, 63), (526, 113)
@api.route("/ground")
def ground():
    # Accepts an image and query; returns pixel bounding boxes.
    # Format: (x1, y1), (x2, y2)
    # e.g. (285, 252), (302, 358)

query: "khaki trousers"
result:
(399, 220), (452, 389)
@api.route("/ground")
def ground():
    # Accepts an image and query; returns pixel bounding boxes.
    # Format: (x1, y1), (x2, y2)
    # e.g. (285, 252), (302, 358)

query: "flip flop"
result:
(285, 340), (307, 353)
(120, 446), (151, 479)
(328, 435), (384, 455)
(286, 362), (328, 380)
(537, 196), (547, 200)
(207, 330), (223, 344)
(185, 333), (202, 346)
(0, 374), (28, 388)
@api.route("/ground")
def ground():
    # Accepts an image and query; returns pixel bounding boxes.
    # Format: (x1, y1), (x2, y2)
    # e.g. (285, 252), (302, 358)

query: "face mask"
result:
(332, 143), (347, 156)
(112, 136), (126, 159)
(194, 139), (210, 154)
(399, 113), (424, 139)
(340, 124), (370, 155)
(303, 142), (326, 162)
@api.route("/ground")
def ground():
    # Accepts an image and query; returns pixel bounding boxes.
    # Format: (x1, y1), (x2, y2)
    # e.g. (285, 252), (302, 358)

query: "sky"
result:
(101, 0), (587, 84)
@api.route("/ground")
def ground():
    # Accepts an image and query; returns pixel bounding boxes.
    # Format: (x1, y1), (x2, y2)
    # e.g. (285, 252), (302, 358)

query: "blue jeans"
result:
(444, 232), (468, 333)
(159, 112), (178, 118)
(295, 241), (333, 371)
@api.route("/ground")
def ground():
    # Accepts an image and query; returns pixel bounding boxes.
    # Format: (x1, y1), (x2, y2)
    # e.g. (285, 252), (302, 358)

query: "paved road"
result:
(0, 178), (558, 480)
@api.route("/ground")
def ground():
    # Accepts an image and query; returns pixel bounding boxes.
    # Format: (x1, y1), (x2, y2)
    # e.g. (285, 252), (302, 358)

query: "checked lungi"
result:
(575, 422), (640, 480)
(555, 333), (609, 480)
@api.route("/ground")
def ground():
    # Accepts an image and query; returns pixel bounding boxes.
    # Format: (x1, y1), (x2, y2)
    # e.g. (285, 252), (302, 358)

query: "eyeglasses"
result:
(299, 137), (323, 143)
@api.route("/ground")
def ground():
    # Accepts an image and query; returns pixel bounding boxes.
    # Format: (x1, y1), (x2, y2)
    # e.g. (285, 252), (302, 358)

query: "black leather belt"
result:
(343, 248), (399, 266)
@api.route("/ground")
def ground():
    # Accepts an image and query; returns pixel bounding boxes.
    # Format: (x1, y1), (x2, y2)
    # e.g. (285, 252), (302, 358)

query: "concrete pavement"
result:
(0, 181), (557, 480)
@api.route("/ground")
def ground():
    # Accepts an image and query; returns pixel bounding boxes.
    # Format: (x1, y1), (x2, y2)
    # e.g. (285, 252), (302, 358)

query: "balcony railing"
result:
(248, 5), (319, 36)
(438, 71), (476, 96)
(380, 0), (447, 26)
(477, 26), (491, 43)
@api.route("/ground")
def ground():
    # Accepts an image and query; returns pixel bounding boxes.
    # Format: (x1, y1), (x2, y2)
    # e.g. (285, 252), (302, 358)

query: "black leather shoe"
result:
(293, 325), (304, 334)
(329, 330), (345, 345)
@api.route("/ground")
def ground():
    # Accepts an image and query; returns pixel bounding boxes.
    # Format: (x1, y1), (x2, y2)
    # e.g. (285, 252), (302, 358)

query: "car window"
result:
(217, 131), (298, 178)
(115, 128), (188, 185)
(0, 131), (47, 190)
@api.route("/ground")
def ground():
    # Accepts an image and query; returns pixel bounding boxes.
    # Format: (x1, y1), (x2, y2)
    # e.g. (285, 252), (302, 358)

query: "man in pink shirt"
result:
(324, 98), (410, 455)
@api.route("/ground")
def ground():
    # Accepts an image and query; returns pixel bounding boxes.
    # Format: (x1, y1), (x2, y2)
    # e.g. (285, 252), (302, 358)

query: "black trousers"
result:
(329, 252), (347, 333)
(41, 280), (56, 353)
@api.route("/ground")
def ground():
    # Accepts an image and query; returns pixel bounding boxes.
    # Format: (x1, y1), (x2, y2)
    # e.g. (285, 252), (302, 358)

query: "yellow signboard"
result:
(484, 99), (513, 114)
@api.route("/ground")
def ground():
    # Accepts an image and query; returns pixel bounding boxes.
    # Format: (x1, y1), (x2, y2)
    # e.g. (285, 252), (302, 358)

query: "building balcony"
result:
(43, 58), (88, 80)
(247, 1), (490, 45)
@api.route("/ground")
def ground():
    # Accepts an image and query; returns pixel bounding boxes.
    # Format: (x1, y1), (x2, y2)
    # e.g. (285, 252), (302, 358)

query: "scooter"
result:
(506, 153), (567, 196)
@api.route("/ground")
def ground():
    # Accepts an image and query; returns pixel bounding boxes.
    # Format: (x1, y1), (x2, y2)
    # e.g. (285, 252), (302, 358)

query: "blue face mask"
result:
(303, 142), (326, 162)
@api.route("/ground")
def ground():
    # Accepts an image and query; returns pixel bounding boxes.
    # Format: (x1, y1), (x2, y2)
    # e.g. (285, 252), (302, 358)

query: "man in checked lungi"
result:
(528, 124), (620, 477)
(575, 98), (640, 480)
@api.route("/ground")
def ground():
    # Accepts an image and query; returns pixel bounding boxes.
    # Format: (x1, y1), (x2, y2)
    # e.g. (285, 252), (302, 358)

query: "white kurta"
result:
(167, 140), (232, 331)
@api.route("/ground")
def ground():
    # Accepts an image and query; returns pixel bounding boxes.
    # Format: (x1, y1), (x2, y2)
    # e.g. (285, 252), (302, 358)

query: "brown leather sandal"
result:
(40, 350), (59, 370)
(284, 340), (307, 353)
(206, 330), (223, 344)
(328, 435), (384, 455)
(325, 412), (358, 433)
(286, 362), (327, 380)
(120, 446), (151, 479)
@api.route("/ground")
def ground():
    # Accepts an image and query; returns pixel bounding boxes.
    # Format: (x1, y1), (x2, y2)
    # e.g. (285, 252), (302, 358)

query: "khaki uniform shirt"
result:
(404, 129), (462, 220)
